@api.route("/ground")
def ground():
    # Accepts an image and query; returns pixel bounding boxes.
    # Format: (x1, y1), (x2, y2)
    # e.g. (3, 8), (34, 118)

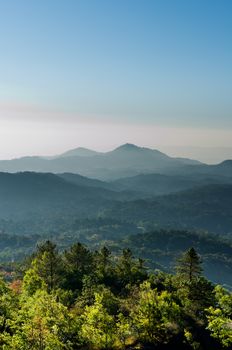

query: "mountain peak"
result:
(114, 143), (141, 151)
(112, 143), (170, 157)
(59, 147), (99, 158)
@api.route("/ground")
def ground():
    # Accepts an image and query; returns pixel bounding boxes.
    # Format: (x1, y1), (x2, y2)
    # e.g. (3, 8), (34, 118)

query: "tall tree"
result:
(63, 243), (93, 291)
(7, 290), (76, 350)
(32, 241), (62, 293)
(94, 246), (115, 287)
(81, 293), (116, 349)
(116, 249), (147, 290)
(175, 247), (214, 318)
(130, 281), (182, 345)
(176, 247), (202, 283)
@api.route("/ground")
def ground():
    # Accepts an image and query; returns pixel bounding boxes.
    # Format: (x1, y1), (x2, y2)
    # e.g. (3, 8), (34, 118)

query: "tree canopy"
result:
(0, 241), (230, 349)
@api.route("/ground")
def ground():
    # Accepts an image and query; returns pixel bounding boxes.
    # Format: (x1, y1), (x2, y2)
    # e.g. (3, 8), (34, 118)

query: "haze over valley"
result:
(0, 143), (232, 288)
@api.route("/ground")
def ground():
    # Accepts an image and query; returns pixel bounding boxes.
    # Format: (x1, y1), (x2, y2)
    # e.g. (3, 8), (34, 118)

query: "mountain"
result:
(103, 184), (232, 234)
(174, 157), (201, 165)
(0, 172), (121, 221)
(0, 144), (202, 180)
(110, 173), (198, 196)
(171, 159), (232, 178)
(108, 144), (201, 165)
(208, 160), (232, 176)
(0, 167), (232, 236)
(109, 172), (232, 197)
(58, 172), (112, 190)
(59, 172), (198, 196)
(59, 147), (101, 158)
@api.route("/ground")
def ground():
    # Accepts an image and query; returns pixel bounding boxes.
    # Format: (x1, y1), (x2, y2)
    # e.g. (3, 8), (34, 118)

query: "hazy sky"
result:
(0, 0), (231, 161)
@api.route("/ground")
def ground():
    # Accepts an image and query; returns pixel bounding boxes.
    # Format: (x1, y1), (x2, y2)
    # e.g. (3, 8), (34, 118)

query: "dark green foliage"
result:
(174, 249), (215, 321)
(116, 249), (147, 291)
(176, 247), (202, 283)
(63, 242), (93, 292)
(34, 240), (63, 292)
(2, 228), (232, 288)
(112, 229), (232, 287)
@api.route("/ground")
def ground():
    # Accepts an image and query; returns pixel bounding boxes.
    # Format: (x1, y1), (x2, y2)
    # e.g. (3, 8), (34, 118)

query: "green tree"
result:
(130, 281), (182, 345)
(94, 246), (116, 288)
(63, 243), (93, 292)
(207, 285), (232, 348)
(116, 313), (132, 349)
(0, 278), (19, 347)
(175, 248), (214, 316)
(32, 241), (62, 292)
(22, 268), (45, 296)
(176, 247), (202, 283)
(95, 246), (112, 276)
(8, 290), (76, 350)
(81, 293), (116, 349)
(116, 249), (147, 291)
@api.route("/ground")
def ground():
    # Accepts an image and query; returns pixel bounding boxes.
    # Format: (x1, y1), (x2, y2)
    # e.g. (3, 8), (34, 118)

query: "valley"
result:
(0, 144), (232, 289)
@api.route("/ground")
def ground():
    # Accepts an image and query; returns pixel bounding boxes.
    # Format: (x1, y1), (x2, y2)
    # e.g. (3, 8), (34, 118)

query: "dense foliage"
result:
(1, 229), (232, 288)
(1, 241), (232, 349)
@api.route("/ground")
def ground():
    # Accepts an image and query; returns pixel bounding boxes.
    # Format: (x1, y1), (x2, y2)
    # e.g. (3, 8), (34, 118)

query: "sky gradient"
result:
(0, 0), (231, 161)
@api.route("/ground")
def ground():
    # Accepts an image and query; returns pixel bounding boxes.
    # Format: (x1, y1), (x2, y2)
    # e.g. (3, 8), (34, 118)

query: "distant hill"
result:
(171, 159), (232, 178)
(111, 229), (232, 287)
(0, 171), (232, 235)
(57, 169), (232, 198)
(0, 172), (120, 221)
(103, 184), (232, 234)
(207, 160), (232, 177)
(110, 173), (199, 196)
(109, 172), (232, 197)
(58, 172), (111, 189)
(0, 143), (203, 180)
(59, 147), (101, 158)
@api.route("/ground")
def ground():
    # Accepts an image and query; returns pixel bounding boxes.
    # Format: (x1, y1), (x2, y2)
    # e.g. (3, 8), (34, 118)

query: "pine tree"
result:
(63, 243), (93, 291)
(176, 247), (202, 283)
(32, 241), (62, 292)
(175, 247), (214, 316)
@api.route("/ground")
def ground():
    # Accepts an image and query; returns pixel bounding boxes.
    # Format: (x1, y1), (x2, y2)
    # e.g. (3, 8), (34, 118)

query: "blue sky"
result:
(0, 0), (231, 160)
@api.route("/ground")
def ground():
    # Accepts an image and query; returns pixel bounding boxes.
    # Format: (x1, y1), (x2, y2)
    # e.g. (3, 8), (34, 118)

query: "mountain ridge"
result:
(0, 144), (231, 180)
(0, 144), (204, 180)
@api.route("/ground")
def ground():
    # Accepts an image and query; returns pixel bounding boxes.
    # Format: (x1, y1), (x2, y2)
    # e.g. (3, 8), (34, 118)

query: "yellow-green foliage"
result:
(0, 243), (230, 349)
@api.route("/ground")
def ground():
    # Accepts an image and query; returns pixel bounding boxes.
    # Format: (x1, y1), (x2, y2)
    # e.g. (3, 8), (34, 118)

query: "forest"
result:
(0, 240), (232, 349)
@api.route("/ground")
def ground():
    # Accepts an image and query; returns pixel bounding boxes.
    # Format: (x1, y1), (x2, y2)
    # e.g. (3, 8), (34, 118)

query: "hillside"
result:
(103, 184), (232, 234)
(0, 172), (119, 221)
(0, 172), (232, 236)
(171, 159), (232, 178)
(58, 172), (111, 190)
(110, 173), (202, 196)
